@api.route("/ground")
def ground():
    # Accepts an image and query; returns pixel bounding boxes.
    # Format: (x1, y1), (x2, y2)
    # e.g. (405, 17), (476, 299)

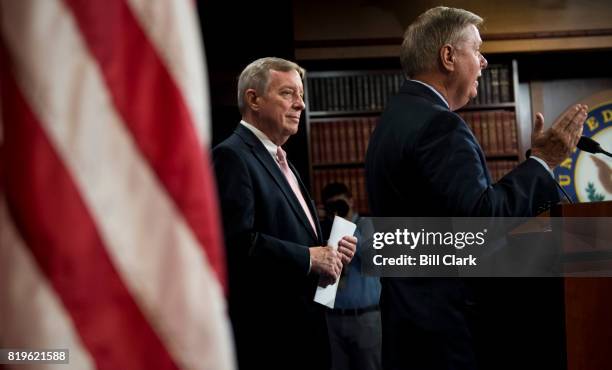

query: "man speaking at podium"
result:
(365, 6), (588, 370)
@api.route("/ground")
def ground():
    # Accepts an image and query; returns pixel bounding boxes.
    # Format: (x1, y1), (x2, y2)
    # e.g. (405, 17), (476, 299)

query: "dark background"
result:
(196, 4), (610, 368)
(197, 1), (311, 181)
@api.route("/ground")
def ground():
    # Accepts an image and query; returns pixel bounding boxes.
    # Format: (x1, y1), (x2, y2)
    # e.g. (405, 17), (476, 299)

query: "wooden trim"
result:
(295, 45), (400, 61)
(294, 28), (612, 49)
(485, 28), (612, 41)
(530, 81), (545, 125)
(296, 36), (612, 60)
(295, 31), (612, 60)
(525, 80), (544, 158)
(511, 60), (527, 161)
(295, 38), (400, 48)
(482, 35), (612, 54)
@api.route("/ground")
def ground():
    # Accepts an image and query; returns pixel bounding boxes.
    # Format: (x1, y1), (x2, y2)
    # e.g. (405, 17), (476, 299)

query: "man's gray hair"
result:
(400, 6), (483, 78)
(237, 57), (305, 113)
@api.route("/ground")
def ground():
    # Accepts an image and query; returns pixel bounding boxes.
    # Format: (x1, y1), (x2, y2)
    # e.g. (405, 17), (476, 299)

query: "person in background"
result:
(365, 6), (587, 370)
(213, 57), (357, 370)
(321, 182), (381, 370)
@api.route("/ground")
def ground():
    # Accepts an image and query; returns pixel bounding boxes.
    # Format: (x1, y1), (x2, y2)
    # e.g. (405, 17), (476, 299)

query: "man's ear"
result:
(245, 89), (260, 111)
(440, 44), (455, 72)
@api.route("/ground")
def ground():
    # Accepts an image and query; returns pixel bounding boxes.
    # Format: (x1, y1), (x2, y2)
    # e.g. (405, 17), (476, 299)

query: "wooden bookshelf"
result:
(305, 70), (404, 214)
(458, 61), (522, 182)
(305, 60), (523, 214)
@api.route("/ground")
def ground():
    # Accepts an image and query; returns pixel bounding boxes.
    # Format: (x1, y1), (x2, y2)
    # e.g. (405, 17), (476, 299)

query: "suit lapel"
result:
(235, 125), (319, 242)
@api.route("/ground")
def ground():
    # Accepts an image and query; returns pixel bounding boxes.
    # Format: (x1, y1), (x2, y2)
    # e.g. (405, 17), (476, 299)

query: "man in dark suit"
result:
(365, 6), (587, 370)
(213, 57), (357, 370)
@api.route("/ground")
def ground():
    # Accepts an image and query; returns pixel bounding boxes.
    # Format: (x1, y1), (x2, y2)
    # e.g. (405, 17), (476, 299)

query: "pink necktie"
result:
(276, 146), (318, 236)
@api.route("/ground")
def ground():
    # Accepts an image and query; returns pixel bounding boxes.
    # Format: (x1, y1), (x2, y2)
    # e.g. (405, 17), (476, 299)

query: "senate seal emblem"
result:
(555, 91), (612, 202)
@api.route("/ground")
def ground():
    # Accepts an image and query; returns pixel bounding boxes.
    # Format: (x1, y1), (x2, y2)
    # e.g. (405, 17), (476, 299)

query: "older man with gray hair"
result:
(366, 6), (587, 370)
(214, 57), (357, 370)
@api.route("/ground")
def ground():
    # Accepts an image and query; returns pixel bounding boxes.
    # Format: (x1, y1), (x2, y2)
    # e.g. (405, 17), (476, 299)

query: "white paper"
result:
(314, 215), (357, 308)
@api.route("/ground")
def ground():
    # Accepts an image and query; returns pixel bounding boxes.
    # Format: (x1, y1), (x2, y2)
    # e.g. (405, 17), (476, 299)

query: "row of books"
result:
(488, 160), (520, 182)
(459, 110), (519, 156)
(306, 64), (512, 113)
(307, 72), (403, 113)
(312, 168), (369, 215)
(310, 117), (377, 165)
(467, 64), (513, 106)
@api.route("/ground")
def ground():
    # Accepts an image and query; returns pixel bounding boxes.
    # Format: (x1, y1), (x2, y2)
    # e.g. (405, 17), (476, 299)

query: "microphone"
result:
(555, 180), (574, 204)
(523, 137), (612, 204)
(526, 137), (612, 158)
(577, 136), (612, 158)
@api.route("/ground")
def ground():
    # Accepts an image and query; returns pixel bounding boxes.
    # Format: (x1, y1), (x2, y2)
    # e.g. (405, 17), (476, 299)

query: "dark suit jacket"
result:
(365, 80), (560, 370)
(213, 124), (330, 370)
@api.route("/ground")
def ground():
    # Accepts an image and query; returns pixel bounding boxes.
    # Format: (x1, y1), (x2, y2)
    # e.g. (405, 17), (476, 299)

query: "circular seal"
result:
(555, 94), (612, 203)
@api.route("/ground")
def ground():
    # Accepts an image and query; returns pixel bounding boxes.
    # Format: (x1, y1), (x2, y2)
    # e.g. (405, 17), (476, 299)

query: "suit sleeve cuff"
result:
(529, 156), (554, 177)
(307, 251), (312, 274)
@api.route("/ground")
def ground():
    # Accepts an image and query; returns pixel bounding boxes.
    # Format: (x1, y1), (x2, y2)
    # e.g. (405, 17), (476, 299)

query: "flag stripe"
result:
(124, 0), (210, 144)
(0, 197), (96, 370)
(0, 55), (180, 370)
(62, 0), (227, 287)
(1, 1), (235, 368)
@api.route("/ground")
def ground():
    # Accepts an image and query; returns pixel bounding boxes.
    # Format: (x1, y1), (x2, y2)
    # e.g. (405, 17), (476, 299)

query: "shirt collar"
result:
(409, 79), (450, 109)
(240, 120), (280, 161)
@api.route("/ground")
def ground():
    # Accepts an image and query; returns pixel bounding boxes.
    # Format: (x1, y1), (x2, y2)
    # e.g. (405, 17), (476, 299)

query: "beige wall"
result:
(294, 0), (612, 59)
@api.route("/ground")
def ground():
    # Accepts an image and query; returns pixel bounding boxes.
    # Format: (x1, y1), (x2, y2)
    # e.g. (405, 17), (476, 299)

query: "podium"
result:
(551, 201), (612, 370)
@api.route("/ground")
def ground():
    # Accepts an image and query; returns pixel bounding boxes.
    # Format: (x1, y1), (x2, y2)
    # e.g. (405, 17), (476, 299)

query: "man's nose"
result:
(480, 54), (488, 69)
(294, 95), (305, 110)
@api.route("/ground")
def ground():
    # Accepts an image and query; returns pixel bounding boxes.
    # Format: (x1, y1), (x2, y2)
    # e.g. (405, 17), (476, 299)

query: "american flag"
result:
(0, 1), (235, 369)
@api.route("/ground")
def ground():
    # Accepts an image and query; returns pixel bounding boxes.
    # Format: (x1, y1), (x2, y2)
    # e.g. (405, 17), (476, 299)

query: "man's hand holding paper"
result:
(314, 216), (358, 307)
(338, 235), (357, 265)
(310, 246), (343, 287)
